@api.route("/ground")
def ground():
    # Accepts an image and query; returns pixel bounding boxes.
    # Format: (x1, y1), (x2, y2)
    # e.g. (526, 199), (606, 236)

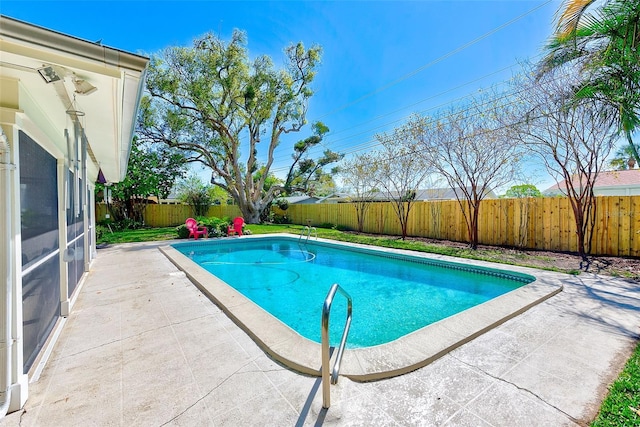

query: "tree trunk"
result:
(238, 202), (262, 224)
(470, 203), (480, 250)
(568, 198), (588, 261)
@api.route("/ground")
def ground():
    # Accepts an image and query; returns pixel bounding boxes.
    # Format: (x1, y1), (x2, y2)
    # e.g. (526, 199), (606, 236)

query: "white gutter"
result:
(0, 128), (14, 416)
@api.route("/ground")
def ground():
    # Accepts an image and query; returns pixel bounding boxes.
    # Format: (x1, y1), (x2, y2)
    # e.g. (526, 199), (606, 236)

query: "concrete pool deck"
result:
(1, 239), (639, 426)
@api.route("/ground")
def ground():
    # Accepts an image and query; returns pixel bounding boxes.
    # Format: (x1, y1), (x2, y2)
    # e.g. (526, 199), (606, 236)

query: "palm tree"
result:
(541, 0), (640, 163)
(609, 144), (638, 170)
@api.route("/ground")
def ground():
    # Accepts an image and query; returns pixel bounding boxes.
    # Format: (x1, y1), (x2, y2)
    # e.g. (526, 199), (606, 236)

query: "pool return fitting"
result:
(321, 283), (352, 409)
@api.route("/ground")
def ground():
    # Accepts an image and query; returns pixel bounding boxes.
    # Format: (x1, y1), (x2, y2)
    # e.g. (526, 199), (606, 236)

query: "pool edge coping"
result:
(159, 233), (563, 381)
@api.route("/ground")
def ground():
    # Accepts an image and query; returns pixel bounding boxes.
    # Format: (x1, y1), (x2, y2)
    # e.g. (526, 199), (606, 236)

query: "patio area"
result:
(1, 240), (638, 426)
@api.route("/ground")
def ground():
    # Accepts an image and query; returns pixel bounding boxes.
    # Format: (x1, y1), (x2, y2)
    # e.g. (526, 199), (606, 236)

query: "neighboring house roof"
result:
(316, 192), (351, 203)
(544, 169), (640, 196)
(0, 15), (149, 183)
(414, 188), (498, 200)
(283, 195), (321, 204)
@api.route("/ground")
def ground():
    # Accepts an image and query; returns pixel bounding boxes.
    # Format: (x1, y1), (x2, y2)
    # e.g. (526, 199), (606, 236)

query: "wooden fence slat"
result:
(618, 196), (631, 257)
(631, 197), (640, 257)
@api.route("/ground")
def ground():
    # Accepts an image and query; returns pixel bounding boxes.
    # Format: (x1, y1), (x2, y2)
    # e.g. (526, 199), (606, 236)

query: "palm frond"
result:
(556, 0), (598, 39)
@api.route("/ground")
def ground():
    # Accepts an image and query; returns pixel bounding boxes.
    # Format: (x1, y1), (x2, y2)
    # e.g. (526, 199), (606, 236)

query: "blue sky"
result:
(1, 0), (563, 191)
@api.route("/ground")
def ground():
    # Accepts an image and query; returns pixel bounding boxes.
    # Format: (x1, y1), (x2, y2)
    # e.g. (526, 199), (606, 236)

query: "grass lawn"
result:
(97, 223), (579, 274)
(590, 341), (640, 426)
(97, 226), (179, 244)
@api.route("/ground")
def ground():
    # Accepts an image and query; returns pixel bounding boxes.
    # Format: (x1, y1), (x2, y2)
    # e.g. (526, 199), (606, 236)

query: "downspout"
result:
(0, 128), (15, 417)
(81, 129), (89, 272)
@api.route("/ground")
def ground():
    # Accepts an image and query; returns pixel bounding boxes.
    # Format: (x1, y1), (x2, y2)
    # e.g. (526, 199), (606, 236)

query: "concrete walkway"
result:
(1, 241), (638, 426)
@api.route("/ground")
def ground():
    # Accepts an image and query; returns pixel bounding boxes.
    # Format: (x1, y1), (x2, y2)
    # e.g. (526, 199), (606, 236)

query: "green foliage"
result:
(591, 341), (640, 426)
(196, 216), (230, 237)
(96, 137), (186, 224)
(176, 217), (228, 238)
(503, 184), (542, 198)
(284, 122), (343, 196)
(253, 167), (283, 194)
(208, 185), (232, 205)
(176, 176), (212, 217)
(609, 144), (638, 170)
(275, 199), (289, 211)
(175, 224), (190, 239)
(401, 190), (417, 202)
(543, 0), (640, 163)
(137, 29), (339, 223)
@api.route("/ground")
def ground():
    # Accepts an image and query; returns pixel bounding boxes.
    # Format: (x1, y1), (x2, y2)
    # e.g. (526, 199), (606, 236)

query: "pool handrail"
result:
(299, 225), (317, 241)
(321, 283), (352, 409)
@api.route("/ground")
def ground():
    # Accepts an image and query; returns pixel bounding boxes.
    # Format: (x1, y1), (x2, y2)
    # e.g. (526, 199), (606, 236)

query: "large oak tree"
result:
(138, 30), (340, 223)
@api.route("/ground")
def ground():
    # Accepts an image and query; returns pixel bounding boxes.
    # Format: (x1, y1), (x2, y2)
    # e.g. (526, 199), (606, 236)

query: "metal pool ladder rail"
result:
(321, 283), (352, 409)
(299, 225), (317, 241)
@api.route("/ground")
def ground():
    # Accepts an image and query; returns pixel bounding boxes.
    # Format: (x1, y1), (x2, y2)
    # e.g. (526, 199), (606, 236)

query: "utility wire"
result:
(261, 1), (553, 167)
(267, 53), (546, 168)
(268, 66), (566, 174)
(311, 0), (554, 122)
(268, 67), (579, 175)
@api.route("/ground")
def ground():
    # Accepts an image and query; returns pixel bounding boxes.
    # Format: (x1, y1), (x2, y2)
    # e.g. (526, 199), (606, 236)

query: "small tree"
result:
(418, 90), (523, 250)
(503, 184), (542, 198)
(339, 153), (379, 232)
(510, 65), (617, 261)
(501, 184), (541, 248)
(208, 185), (231, 205)
(97, 138), (186, 226)
(176, 176), (213, 217)
(370, 115), (434, 240)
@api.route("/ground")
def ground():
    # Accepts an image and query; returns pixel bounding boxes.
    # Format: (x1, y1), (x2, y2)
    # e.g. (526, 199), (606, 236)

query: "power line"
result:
(268, 67), (547, 173)
(311, 0), (554, 122)
(262, 1), (554, 168)
(268, 67), (579, 175)
(266, 56), (542, 170)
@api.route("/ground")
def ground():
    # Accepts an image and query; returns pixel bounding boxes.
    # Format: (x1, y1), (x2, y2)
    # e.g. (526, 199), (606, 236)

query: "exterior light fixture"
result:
(37, 66), (61, 83)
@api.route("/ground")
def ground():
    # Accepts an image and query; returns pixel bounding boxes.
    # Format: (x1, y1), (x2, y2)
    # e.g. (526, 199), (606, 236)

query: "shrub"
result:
(275, 199), (289, 211)
(175, 224), (190, 239)
(318, 222), (350, 231)
(271, 214), (291, 224)
(196, 216), (229, 237)
(96, 225), (107, 241)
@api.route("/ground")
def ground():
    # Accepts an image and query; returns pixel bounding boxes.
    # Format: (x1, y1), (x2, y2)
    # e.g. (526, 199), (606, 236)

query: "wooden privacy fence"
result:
(281, 196), (640, 257)
(95, 196), (640, 257)
(95, 204), (242, 228)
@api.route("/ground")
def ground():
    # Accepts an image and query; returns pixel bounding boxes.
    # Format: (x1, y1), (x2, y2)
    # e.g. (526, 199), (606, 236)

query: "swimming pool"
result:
(173, 237), (533, 348)
(161, 234), (562, 380)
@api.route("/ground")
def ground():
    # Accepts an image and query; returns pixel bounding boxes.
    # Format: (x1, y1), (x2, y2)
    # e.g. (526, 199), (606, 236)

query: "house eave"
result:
(0, 15), (149, 183)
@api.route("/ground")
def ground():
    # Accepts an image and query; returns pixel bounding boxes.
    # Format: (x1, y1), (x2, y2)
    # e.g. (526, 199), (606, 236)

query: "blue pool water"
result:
(173, 237), (534, 348)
